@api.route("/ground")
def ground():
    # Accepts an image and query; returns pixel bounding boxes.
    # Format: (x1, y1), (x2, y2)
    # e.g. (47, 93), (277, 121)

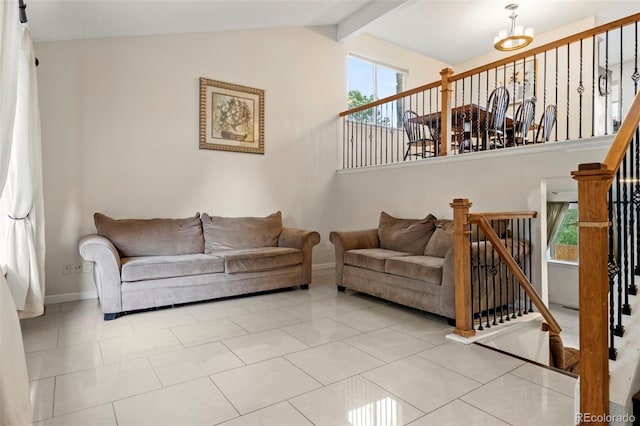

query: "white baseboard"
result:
(313, 263), (335, 271)
(45, 291), (97, 304)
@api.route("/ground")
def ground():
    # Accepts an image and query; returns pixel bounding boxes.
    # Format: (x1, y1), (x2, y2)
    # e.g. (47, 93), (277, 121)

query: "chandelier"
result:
(494, 4), (534, 52)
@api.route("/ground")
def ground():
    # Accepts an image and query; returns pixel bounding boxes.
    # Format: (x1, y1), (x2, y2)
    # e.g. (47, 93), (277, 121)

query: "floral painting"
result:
(199, 78), (264, 154)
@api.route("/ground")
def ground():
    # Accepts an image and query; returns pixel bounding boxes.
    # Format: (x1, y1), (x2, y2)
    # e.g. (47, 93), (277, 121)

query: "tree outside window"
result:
(347, 55), (405, 127)
(549, 203), (578, 262)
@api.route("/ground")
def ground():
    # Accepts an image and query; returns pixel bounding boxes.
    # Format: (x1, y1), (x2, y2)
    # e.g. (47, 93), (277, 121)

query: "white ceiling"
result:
(27, 0), (640, 65)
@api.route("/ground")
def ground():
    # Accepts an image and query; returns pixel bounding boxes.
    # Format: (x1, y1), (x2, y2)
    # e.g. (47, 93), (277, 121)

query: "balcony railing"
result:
(339, 13), (640, 170)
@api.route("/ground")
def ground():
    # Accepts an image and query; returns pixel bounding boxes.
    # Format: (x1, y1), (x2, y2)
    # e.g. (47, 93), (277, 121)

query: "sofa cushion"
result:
(213, 247), (302, 274)
(94, 213), (204, 257)
(201, 212), (283, 253)
(344, 248), (412, 273)
(378, 212), (436, 255)
(424, 226), (454, 257)
(384, 255), (444, 284)
(121, 254), (224, 282)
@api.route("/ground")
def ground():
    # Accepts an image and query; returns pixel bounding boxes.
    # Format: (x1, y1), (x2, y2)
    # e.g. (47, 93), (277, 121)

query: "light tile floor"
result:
(24, 270), (577, 425)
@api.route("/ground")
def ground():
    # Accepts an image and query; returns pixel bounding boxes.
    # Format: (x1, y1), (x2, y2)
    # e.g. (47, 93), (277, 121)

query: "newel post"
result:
(572, 163), (615, 425)
(451, 198), (475, 337)
(440, 68), (454, 157)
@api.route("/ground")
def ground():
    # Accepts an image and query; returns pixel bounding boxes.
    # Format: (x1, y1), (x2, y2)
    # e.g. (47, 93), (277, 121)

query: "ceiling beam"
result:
(336, 0), (411, 42)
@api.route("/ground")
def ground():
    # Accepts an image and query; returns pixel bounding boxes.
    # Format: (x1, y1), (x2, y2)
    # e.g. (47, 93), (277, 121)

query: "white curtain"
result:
(2, 23), (45, 319)
(0, 0), (20, 194)
(0, 3), (32, 426)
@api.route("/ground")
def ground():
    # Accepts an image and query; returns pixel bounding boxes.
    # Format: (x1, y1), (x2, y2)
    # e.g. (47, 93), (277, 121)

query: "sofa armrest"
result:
(278, 228), (321, 285)
(329, 229), (379, 286)
(78, 234), (122, 315)
(439, 247), (456, 319)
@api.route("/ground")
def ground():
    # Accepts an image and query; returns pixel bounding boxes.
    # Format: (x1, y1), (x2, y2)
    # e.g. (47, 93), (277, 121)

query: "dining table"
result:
(412, 103), (515, 152)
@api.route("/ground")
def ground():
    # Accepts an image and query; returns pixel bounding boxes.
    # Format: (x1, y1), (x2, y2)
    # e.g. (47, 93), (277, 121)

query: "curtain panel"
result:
(0, 3), (32, 426)
(0, 0), (19, 195)
(2, 24), (45, 318)
(546, 202), (569, 248)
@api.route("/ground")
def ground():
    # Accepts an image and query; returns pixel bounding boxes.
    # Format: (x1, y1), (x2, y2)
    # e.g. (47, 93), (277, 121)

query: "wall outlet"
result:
(73, 264), (83, 274)
(63, 264), (72, 275)
(82, 262), (93, 273)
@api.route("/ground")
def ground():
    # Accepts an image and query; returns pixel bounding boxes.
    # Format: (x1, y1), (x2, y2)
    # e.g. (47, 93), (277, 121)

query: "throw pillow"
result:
(201, 211), (283, 253)
(424, 225), (454, 257)
(94, 213), (204, 257)
(378, 211), (436, 255)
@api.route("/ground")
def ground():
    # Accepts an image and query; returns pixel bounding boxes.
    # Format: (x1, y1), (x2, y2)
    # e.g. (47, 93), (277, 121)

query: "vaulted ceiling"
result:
(28, 0), (640, 64)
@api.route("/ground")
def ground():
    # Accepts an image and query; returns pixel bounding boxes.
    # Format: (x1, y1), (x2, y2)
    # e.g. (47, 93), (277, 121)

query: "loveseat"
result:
(330, 212), (456, 319)
(79, 211), (320, 320)
(331, 212), (530, 321)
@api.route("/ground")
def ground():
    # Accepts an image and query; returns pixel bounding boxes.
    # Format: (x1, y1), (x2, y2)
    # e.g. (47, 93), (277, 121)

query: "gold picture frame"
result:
(199, 78), (264, 154)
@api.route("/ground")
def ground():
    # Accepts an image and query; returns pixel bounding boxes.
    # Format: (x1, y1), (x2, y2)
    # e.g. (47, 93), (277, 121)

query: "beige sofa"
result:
(331, 212), (530, 322)
(79, 211), (320, 320)
(330, 212), (456, 319)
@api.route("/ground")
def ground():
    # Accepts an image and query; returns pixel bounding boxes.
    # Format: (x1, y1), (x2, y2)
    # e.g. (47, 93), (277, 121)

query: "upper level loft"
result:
(339, 13), (640, 170)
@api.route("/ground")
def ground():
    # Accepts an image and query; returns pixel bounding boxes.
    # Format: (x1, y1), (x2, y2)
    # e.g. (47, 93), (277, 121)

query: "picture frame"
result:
(498, 57), (537, 107)
(199, 78), (264, 154)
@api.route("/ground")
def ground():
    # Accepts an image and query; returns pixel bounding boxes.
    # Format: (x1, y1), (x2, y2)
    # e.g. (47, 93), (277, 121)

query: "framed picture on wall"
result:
(497, 57), (537, 106)
(199, 78), (265, 154)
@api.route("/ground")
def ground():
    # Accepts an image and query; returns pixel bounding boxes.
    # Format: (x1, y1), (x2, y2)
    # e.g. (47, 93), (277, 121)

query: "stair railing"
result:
(339, 13), (640, 170)
(451, 199), (561, 337)
(572, 89), (640, 425)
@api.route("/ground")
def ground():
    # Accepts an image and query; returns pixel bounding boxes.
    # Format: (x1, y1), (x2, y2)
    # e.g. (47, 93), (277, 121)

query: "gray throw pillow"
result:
(94, 213), (204, 257)
(201, 211), (283, 253)
(424, 226), (454, 257)
(378, 211), (436, 255)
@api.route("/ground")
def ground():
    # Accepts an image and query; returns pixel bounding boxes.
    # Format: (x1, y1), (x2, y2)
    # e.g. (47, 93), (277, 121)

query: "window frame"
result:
(547, 202), (579, 264)
(347, 53), (408, 105)
(346, 54), (408, 129)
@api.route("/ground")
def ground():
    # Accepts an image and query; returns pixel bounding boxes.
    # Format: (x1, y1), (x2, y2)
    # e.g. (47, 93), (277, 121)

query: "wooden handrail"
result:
(468, 211), (538, 220)
(604, 91), (640, 173)
(451, 13), (640, 82)
(339, 13), (640, 118)
(339, 80), (441, 117)
(469, 215), (562, 334)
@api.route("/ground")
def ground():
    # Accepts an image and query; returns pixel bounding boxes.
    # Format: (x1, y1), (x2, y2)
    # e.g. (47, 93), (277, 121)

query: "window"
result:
(548, 203), (578, 262)
(347, 55), (406, 126)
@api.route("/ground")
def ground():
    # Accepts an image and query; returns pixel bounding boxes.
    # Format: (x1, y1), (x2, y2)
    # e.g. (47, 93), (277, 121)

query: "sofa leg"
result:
(337, 285), (346, 292)
(104, 313), (117, 321)
(300, 284), (309, 290)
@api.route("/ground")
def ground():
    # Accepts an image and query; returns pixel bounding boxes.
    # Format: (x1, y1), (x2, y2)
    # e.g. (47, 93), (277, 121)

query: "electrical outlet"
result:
(63, 264), (72, 275)
(82, 262), (93, 273)
(73, 264), (83, 274)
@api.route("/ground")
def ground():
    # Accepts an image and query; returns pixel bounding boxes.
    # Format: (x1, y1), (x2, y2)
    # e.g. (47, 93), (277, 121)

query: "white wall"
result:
(35, 28), (447, 298)
(548, 262), (579, 308)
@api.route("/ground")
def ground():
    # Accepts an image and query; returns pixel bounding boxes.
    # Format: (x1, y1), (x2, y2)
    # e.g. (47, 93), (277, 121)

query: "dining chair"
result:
(511, 99), (536, 146)
(535, 104), (557, 143)
(457, 120), (475, 153)
(402, 110), (439, 160)
(483, 86), (510, 149)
